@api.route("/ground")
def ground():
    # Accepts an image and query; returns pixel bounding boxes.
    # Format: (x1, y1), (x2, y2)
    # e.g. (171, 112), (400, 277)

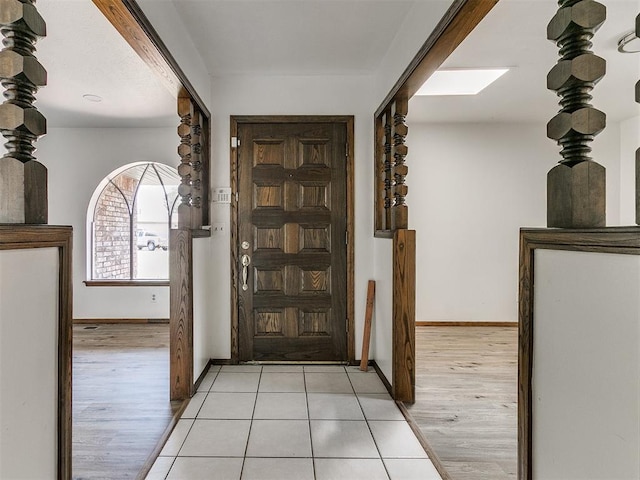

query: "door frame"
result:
(230, 115), (355, 363)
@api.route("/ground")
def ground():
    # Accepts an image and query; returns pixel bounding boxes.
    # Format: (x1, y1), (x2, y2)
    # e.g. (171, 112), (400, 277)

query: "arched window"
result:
(87, 162), (180, 281)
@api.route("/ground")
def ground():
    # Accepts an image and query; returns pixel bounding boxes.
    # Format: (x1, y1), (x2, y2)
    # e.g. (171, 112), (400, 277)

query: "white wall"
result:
(620, 115), (640, 225)
(38, 127), (178, 319)
(204, 74), (377, 360)
(533, 250), (640, 479)
(0, 248), (59, 478)
(137, 0), (212, 111)
(406, 121), (621, 322)
(370, 0), (457, 383)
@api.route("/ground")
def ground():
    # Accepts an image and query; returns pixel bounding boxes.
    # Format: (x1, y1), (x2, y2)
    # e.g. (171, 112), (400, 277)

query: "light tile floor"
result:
(146, 365), (442, 480)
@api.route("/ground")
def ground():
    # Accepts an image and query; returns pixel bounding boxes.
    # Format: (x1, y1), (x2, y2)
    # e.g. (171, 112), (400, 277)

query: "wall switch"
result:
(212, 223), (225, 235)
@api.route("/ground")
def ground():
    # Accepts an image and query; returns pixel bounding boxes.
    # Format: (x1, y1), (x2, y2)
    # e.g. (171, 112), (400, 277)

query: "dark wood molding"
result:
(73, 318), (169, 324)
(136, 398), (188, 480)
(374, 0), (499, 117)
(0, 225), (73, 480)
(83, 280), (170, 287)
(192, 360), (213, 392)
(371, 360), (393, 396)
(416, 321), (518, 327)
(396, 401), (453, 480)
(169, 228), (194, 400)
(392, 229), (416, 403)
(229, 115), (356, 364)
(518, 227), (640, 480)
(92, 0), (210, 117)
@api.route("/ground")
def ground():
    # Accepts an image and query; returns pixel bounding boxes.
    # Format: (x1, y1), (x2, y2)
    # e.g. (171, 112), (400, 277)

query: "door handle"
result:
(241, 254), (251, 291)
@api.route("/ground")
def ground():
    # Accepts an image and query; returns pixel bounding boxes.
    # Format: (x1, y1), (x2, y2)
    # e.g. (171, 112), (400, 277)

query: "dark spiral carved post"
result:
(546, 0), (606, 228)
(177, 97), (202, 229)
(391, 96), (408, 230)
(635, 14), (640, 225)
(383, 110), (392, 230)
(0, 0), (47, 224)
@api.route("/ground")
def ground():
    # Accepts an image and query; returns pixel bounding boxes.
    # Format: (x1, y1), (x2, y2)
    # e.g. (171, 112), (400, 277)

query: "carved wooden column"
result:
(546, 0), (607, 228)
(635, 14), (640, 225)
(177, 96), (203, 230)
(0, 0), (47, 224)
(391, 95), (408, 230)
(383, 109), (393, 230)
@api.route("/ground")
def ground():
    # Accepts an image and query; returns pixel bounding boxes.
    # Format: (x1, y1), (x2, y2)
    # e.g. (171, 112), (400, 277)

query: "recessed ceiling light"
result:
(82, 94), (103, 103)
(416, 68), (510, 96)
(618, 30), (640, 53)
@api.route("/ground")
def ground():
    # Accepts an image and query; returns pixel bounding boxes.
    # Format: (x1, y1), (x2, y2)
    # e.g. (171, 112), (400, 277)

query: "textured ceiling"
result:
(170, 0), (417, 76)
(30, 0), (640, 128)
(407, 0), (640, 124)
(36, 0), (177, 128)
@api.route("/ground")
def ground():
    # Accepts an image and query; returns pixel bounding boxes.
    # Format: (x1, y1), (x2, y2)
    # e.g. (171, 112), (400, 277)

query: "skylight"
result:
(416, 68), (509, 96)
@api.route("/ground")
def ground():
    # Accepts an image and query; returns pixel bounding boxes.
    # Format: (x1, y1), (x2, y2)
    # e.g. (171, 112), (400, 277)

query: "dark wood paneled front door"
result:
(236, 121), (348, 361)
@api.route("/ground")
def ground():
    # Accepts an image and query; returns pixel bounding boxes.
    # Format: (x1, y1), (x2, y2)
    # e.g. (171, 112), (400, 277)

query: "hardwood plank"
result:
(360, 280), (376, 371)
(72, 323), (180, 480)
(406, 326), (518, 480)
(392, 229), (416, 403)
(169, 229), (193, 400)
(417, 321), (518, 327)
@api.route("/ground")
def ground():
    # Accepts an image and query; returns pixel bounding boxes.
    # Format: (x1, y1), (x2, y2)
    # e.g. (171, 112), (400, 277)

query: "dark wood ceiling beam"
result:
(375, 0), (499, 117)
(92, 0), (210, 117)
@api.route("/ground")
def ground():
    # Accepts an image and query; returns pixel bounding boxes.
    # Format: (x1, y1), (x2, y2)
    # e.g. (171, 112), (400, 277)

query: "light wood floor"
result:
(406, 326), (518, 480)
(73, 323), (178, 480)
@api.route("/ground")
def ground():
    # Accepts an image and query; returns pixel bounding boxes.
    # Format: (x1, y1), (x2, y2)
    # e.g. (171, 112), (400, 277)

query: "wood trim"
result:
(169, 229), (194, 400)
(92, 0), (210, 117)
(396, 401), (453, 480)
(83, 280), (170, 287)
(359, 280), (376, 371)
(416, 321), (518, 327)
(0, 225), (73, 480)
(73, 318), (169, 324)
(392, 229), (416, 403)
(192, 360), (213, 392)
(136, 398), (188, 480)
(229, 115), (356, 363)
(374, 0), (499, 117)
(518, 227), (640, 480)
(371, 360), (393, 396)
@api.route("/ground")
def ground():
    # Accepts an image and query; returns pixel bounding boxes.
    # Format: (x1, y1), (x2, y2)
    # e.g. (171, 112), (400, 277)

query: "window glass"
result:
(90, 163), (179, 281)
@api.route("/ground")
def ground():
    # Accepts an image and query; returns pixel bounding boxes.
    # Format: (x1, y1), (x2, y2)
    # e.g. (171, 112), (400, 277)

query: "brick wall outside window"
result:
(93, 175), (138, 279)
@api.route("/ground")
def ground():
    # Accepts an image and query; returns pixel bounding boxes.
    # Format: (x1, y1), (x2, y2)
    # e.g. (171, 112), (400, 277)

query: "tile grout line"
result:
(303, 366), (317, 480)
(347, 368), (392, 480)
(239, 366), (262, 479)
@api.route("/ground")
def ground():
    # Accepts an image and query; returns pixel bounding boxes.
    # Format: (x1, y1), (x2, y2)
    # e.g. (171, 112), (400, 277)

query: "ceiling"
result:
(407, 0), (640, 124)
(170, 0), (417, 76)
(32, 0), (640, 128)
(36, 0), (176, 128)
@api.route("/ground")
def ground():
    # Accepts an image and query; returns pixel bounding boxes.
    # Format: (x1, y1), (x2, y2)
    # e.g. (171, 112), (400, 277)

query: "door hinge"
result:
(231, 136), (240, 148)
(235, 192), (239, 202)
(345, 231), (348, 245)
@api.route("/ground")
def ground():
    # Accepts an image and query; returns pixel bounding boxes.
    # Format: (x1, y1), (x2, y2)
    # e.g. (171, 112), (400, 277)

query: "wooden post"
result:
(0, 0), (48, 224)
(635, 15), (640, 225)
(360, 280), (376, 371)
(392, 229), (416, 403)
(546, 0), (607, 228)
(170, 228), (193, 400)
(391, 95), (408, 230)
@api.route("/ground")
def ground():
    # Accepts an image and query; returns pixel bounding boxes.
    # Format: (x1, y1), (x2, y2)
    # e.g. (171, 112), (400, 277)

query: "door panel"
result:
(237, 122), (347, 361)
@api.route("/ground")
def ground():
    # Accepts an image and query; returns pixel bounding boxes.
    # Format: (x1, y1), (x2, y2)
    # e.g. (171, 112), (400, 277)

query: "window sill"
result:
(84, 280), (170, 287)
